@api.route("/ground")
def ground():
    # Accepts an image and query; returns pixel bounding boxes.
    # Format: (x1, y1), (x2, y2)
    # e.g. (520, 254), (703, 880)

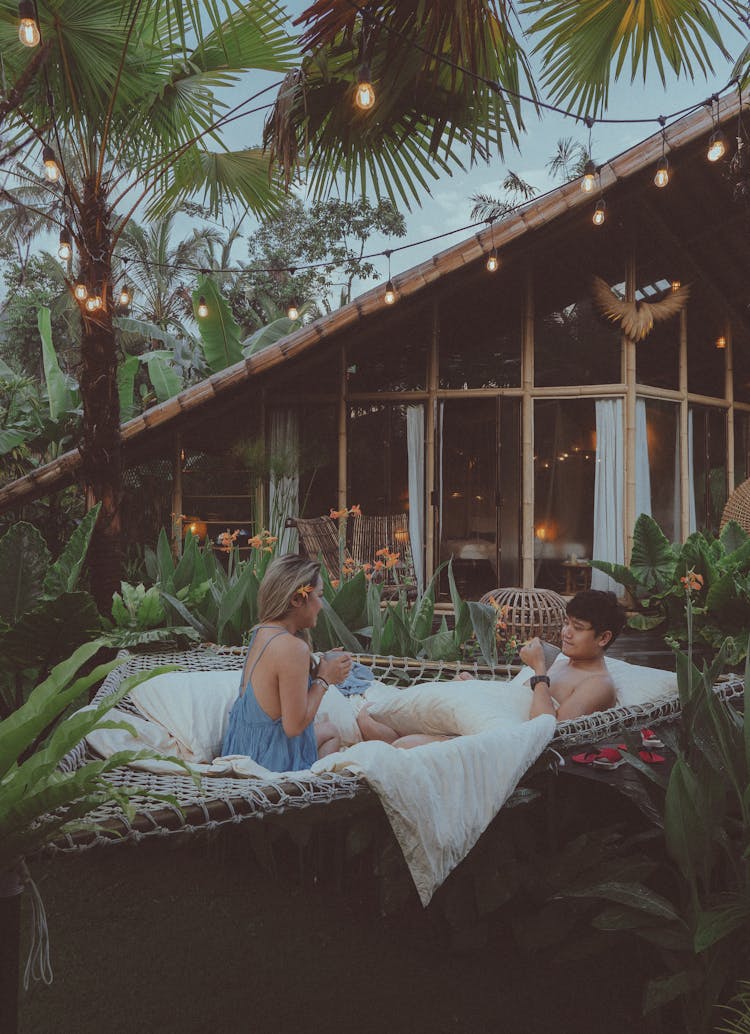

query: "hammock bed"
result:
(54, 644), (744, 860)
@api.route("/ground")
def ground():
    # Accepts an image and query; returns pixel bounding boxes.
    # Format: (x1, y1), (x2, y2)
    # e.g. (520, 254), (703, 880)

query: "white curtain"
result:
(268, 408), (299, 553)
(407, 406), (425, 593)
(634, 398), (652, 521)
(591, 399), (624, 594)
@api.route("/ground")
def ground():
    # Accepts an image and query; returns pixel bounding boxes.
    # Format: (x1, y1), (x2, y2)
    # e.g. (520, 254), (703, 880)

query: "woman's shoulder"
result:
(255, 626), (309, 664)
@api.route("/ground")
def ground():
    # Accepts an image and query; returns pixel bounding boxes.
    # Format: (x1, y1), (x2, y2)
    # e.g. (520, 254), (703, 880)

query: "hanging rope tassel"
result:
(22, 861), (53, 990)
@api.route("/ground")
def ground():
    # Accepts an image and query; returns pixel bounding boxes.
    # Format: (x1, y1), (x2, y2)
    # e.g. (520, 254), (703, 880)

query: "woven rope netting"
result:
(50, 645), (743, 857)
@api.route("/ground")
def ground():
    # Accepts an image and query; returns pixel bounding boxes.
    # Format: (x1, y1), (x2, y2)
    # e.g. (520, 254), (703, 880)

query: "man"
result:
(520, 589), (627, 722)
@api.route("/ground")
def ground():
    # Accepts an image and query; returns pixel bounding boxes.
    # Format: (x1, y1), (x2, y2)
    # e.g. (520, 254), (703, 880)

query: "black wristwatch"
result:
(530, 675), (551, 690)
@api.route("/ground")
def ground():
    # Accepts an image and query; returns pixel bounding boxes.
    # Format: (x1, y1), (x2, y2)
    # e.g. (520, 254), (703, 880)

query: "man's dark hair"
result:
(566, 590), (626, 647)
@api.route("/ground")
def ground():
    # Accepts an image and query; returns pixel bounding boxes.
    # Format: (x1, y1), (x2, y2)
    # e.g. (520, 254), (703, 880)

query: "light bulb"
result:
(85, 296), (98, 312)
(654, 156), (669, 188)
(580, 160), (596, 193)
(197, 296), (208, 318)
(287, 303), (299, 320)
(18, 0), (40, 46)
(93, 293), (102, 310)
(716, 335), (727, 350)
(58, 228), (72, 261)
(118, 285), (132, 307)
(355, 65), (375, 110)
(671, 280), (681, 292)
(593, 199), (606, 226)
(74, 283), (88, 301)
(42, 145), (59, 182)
(707, 129), (727, 163)
(486, 250), (499, 273)
(384, 280), (396, 305)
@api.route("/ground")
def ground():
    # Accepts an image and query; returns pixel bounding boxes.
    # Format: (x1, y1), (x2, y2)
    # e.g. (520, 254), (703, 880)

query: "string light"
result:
(42, 145), (59, 182)
(73, 283), (88, 301)
(355, 64), (375, 110)
(383, 250), (396, 305)
(18, 0), (40, 47)
(197, 296), (208, 318)
(118, 284), (132, 307)
(593, 198), (606, 226)
(654, 155), (670, 187)
(716, 335), (727, 349)
(287, 301), (299, 320)
(580, 159), (596, 193)
(84, 296), (98, 312)
(707, 128), (727, 162)
(57, 227), (72, 261)
(485, 219), (499, 271)
(671, 280), (681, 292)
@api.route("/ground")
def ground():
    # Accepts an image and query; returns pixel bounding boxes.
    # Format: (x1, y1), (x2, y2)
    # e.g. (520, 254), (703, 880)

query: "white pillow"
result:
(129, 669), (239, 763)
(604, 656), (677, 707)
(315, 686), (362, 747)
(365, 673), (533, 737)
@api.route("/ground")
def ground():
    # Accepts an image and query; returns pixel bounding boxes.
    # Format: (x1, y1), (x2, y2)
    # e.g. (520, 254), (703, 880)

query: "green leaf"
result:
(560, 880), (679, 921)
(627, 612), (666, 631)
(589, 560), (639, 593)
(43, 503), (101, 598)
(242, 312), (304, 357)
(643, 970), (701, 1015)
(629, 514), (675, 591)
(0, 427), (28, 456)
(694, 902), (750, 953)
(467, 601), (498, 668)
(38, 306), (77, 420)
(0, 592), (103, 674)
(117, 355), (139, 422)
(330, 571), (368, 629)
(140, 350), (184, 403)
(720, 520), (748, 555)
(448, 559), (472, 647)
(193, 275), (243, 372)
(0, 522), (50, 625)
(317, 599), (363, 654)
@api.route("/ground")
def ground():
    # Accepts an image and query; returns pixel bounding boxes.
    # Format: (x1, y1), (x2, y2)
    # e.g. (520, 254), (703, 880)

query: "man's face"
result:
(561, 614), (612, 659)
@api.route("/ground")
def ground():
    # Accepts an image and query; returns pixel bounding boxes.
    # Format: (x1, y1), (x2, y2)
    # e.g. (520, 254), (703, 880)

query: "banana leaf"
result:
(0, 522), (50, 625)
(43, 503), (101, 598)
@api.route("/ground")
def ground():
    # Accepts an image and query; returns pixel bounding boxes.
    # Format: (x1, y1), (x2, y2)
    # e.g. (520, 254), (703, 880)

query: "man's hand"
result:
(519, 636), (546, 674)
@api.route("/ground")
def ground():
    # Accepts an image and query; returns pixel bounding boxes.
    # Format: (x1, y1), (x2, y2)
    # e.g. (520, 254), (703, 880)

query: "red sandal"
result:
(571, 746), (626, 769)
(638, 749), (665, 764)
(641, 728), (665, 750)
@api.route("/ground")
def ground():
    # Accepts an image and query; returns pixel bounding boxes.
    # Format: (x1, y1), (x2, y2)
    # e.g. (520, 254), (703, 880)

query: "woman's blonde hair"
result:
(257, 554), (322, 625)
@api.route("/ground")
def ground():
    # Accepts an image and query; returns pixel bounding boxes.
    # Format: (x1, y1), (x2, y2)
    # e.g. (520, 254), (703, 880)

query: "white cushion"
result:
(129, 670), (239, 763)
(604, 656), (678, 707)
(316, 686), (363, 747)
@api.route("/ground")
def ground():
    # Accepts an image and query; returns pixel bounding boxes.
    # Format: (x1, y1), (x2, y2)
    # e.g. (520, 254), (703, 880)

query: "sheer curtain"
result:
(591, 399), (624, 594)
(407, 405), (425, 593)
(268, 408), (299, 554)
(634, 398), (652, 521)
(672, 410), (697, 538)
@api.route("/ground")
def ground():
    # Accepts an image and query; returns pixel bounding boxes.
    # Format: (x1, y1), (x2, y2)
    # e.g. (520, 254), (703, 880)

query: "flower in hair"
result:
(296, 583), (314, 599)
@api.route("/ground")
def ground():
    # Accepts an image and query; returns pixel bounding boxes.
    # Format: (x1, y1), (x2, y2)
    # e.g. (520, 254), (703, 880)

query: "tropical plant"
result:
(0, 507), (103, 720)
(592, 513), (750, 664)
(0, 0), (298, 611)
(107, 581), (199, 650)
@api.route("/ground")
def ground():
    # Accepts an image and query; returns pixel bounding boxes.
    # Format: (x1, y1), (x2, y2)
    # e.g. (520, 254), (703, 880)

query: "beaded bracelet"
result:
(310, 676), (329, 691)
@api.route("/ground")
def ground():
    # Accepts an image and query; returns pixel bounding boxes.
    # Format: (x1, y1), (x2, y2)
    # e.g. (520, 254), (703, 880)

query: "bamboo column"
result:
(726, 324), (735, 495)
(338, 345), (347, 509)
(172, 432), (183, 556)
(424, 297), (439, 582)
(521, 260), (534, 587)
(623, 250), (637, 563)
(679, 309), (690, 540)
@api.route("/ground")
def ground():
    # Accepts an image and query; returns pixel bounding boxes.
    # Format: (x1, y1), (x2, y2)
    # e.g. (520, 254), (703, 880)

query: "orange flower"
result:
(362, 563), (372, 572)
(350, 504), (362, 517)
(385, 552), (400, 569)
(680, 569), (704, 594)
(249, 535), (263, 549)
(375, 547), (390, 558)
(296, 583), (314, 599)
(373, 560), (384, 571)
(330, 578), (340, 588)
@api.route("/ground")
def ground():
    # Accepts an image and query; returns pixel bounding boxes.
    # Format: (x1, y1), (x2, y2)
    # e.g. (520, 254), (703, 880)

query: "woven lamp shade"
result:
(478, 587), (568, 647)
(720, 477), (750, 535)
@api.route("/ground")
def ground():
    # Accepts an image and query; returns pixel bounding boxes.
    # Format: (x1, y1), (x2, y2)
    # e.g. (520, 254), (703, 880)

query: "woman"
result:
(221, 555), (351, 771)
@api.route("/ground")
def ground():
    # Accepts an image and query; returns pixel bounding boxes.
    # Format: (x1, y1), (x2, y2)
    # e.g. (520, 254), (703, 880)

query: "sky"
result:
(209, 3), (748, 297)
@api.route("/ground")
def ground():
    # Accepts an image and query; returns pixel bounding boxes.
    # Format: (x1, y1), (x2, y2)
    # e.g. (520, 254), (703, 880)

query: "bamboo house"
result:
(1, 94), (749, 601)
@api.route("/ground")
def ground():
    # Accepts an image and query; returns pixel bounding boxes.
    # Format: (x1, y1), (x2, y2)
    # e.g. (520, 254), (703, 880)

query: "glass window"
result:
(643, 399), (679, 542)
(347, 302), (428, 392)
(534, 227), (623, 387)
(734, 323), (750, 404)
(634, 260), (683, 391)
(438, 265), (522, 388)
(687, 286), (726, 399)
(297, 405), (338, 518)
(690, 405), (727, 535)
(734, 412), (750, 485)
(348, 404), (410, 515)
(534, 399), (596, 591)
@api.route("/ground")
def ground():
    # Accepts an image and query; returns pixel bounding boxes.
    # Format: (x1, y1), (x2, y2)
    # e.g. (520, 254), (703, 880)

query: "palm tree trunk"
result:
(78, 178), (122, 614)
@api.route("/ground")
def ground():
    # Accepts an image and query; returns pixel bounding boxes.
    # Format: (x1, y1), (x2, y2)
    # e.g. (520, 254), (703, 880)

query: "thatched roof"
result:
(0, 91), (745, 512)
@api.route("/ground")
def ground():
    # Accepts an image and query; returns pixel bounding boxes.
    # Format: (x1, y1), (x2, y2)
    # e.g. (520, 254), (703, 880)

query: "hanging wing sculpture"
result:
(591, 276), (690, 341)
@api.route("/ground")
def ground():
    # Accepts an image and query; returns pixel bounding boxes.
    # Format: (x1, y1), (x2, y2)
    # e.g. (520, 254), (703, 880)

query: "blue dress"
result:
(221, 627), (318, 772)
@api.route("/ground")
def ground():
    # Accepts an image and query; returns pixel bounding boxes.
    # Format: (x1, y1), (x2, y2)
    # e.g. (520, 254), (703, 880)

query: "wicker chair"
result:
(349, 513), (416, 588)
(285, 516), (344, 576)
(721, 477), (750, 534)
(479, 587), (568, 647)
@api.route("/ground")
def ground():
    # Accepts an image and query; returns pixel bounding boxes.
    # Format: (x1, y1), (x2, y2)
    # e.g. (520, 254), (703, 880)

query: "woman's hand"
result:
(519, 637), (546, 673)
(317, 648), (353, 687)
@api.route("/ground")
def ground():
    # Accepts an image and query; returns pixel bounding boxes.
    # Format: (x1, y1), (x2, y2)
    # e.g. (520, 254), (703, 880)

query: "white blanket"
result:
(312, 715), (555, 904)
